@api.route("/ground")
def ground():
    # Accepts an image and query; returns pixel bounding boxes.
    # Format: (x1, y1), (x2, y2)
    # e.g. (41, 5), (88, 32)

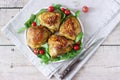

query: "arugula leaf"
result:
(34, 17), (40, 26)
(55, 9), (66, 24)
(60, 53), (68, 60)
(60, 13), (66, 24)
(24, 14), (36, 28)
(40, 43), (49, 53)
(30, 14), (36, 21)
(36, 9), (46, 16)
(17, 27), (27, 33)
(37, 44), (50, 64)
(41, 43), (48, 47)
(37, 54), (42, 58)
(18, 14), (36, 33)
(52, 4), (62, 9)
(41, 51), (50, 64)
(75, 10), (80, 17)
(59, 50), (78, 60)
(75, 32), (83, 43)
(51, 57), (60, 62)
(41, 54), (49, 64)
(35, 9), (47, 26)
(24, 19), (31, 28)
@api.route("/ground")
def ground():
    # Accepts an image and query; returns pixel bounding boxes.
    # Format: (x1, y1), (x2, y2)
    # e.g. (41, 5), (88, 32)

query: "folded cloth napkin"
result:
(1, 0), (120, 80)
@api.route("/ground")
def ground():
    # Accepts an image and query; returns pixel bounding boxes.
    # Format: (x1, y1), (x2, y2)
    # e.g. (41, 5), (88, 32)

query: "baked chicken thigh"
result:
(38, 11), (61, 33)
(59, 16), (81, 40)
(26, 26), (51, 49)
(48, 35), (73, 58)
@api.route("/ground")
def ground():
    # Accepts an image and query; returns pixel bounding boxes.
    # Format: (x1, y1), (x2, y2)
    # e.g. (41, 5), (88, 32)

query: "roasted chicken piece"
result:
(48, 35), (73, 58)
(38, 11), (61, 33)
(59, 16), (81, 40)
(26, 26), (51, 49)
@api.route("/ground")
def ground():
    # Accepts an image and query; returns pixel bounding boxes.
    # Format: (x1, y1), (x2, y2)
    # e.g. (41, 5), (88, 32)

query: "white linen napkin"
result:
(1, 0), (120, 80)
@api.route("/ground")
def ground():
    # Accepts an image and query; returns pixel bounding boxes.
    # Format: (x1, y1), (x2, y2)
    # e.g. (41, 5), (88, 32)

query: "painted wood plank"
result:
(0, 46), (120, 80)
(0, 0), (28, 7)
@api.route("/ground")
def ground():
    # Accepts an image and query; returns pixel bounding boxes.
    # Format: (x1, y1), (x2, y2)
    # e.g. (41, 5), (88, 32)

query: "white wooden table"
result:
(0, 0), (120, 80)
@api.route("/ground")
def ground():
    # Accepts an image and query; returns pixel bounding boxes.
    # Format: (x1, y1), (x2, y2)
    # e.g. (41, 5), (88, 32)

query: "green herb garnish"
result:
(75, 32), (83, 43)
(75, 10), (80, 17)
(36, 9), (46, 16)
(34, 17), (40, 26)
(52, 4), (62, 9)
(55, 9), (66, 24)
(24, 14), (36, 28)
(17, 14), (36, 33)
(29, 14), (36, 21)
(37, 43), (50, 64)
(17, 27), (27, 33)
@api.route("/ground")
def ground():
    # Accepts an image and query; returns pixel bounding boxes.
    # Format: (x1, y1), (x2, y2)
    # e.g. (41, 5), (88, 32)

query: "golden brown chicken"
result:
(59, 16), (81, 40)
(26, 26), (51, 49)
(38, 11), (61, 33)
(48, 35), (73, 58)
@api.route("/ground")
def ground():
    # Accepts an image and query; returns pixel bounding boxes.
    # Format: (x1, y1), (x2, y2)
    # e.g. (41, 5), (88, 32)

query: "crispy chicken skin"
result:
(48, 35), (73, 58)
(38, 11), (61, 33)
(26, 26), (51, 49)
(59, 16), (81, 40)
